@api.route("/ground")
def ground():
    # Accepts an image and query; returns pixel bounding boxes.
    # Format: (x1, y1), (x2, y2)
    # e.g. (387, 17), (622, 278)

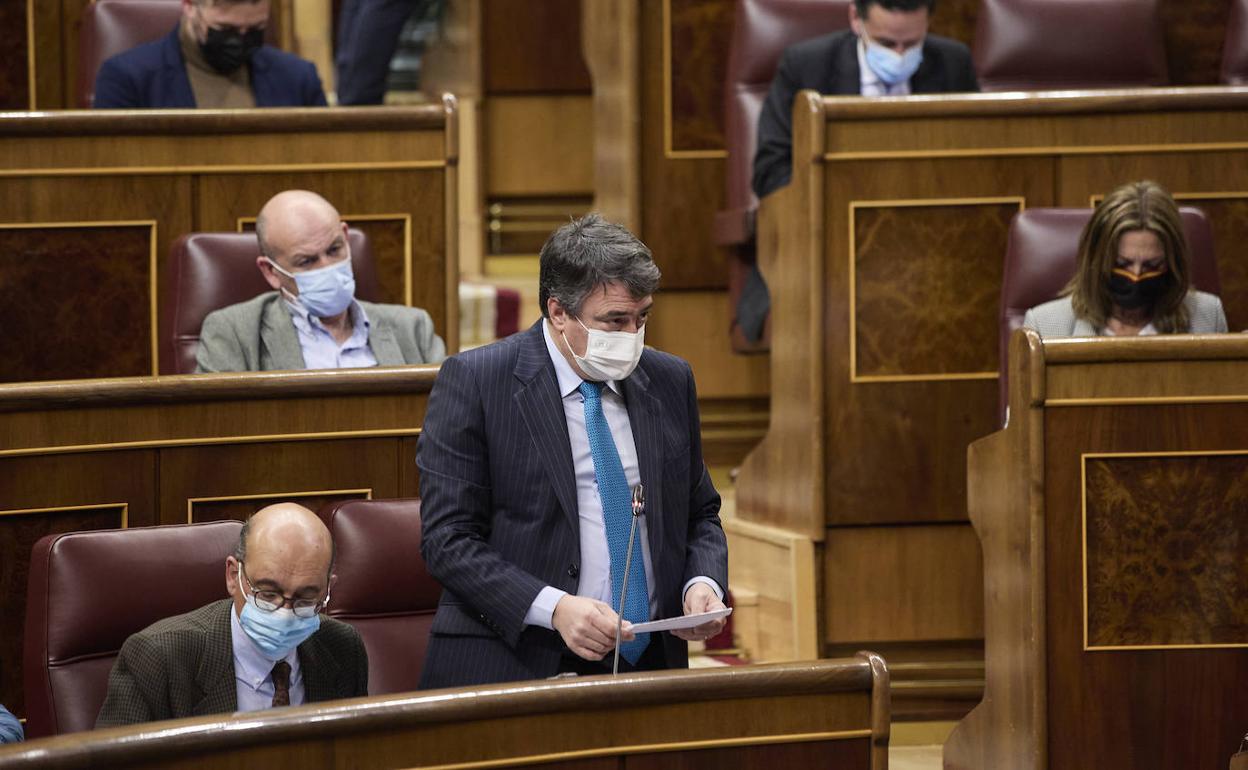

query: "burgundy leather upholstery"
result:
(23, 521), (242, 737)
(998, 207), (1220, 422)
(1223, 0), (1248, 85)
(973, 0), (1168, 91)
(79, 0), (182, 108)
(161, 229), (381, 375)
(715, 0), (851, 245)
(318, 499), (440, 695)
(495, 286), (521, 339)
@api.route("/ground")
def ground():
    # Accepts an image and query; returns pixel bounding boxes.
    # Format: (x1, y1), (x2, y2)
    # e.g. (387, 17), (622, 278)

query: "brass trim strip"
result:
(25, 0), (35, 110)
(0, 502), (129, 528)
(661, 0), (728, 160)
(1047, 395), (1248, 407)
(1081, 449), (1248, 651)
(187, 488), (372, 523)
(1093, 190), (1248, 207)
(0, 160), (448, 178)
(0, 219), (159, 375)
(848, 196), (1025, 383)
(824, 141), (1248, 162)
(401, 729), (873, 770)
(0, 428), (422, 459)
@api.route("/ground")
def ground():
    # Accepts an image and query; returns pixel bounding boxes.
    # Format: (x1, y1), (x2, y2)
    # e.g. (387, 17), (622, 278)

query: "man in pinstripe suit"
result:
(418, 215), (729, 688)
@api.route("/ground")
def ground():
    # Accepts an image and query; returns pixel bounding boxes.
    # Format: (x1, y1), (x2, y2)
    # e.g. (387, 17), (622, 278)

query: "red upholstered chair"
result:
(997, 206), (1221, 423)
(318, 499), (439, 695)
(714, 0), (851, 246)
(973, 0), (1168, 91)
(161, 228), (381, 374)
(23, 521), (242, 738)
(78, 0), (183, 108)
(1223, 0), (1248, 85)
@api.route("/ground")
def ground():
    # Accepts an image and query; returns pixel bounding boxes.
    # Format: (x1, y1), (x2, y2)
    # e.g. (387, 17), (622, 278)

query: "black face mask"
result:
(200, 25), (264, 75)
(1108, 269), (1168, 310)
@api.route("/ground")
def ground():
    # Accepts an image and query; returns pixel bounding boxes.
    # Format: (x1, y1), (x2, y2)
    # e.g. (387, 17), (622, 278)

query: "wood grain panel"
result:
(0, 223), (153, 382)
(626, 739), (871, 768)
(1178, 195), (1248, 331)
(0, 0), (28, 110)
(1158, 0), (1233, 86)
(1084, 453), (1248, 648)
(0, 450), (157, 716)
(483, 0), (591, 95)
(823, 524), (984, 644)
(345, 218), (408, 307)
(852, 200), (1016, 379)
(485, 96), (594, 196)
(190, 489), (372, 524)
(1045, 404), (1248, 770)
(668, 0), (734, 154)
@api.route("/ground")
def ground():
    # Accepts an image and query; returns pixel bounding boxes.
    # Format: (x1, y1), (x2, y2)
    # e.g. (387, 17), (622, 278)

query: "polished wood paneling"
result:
(852, 201), (1015, 379)
(0, 658), (890, 770)
(485, 96), (594, 196)
(1084, 453), (1248, 648)
(1181, 195), (1248, 331)
(347, 218), (409, 307)
(0, 1), (29, 110)
(483, 0), (591, 95)
(723, 516), (819, 662)
(0, 224), (154, 382)
(1158, 0), (1234, 86)
(668, 0), (734, 153)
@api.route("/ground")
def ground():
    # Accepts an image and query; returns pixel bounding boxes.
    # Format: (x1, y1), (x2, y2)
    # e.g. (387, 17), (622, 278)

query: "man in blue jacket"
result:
(94, 0), (327, 109)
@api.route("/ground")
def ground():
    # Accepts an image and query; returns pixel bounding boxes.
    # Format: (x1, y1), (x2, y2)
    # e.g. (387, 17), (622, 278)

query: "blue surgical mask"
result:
(238, 592), (321, 661)
(863, 36), (924, 86)
(267, 256), (356, 319)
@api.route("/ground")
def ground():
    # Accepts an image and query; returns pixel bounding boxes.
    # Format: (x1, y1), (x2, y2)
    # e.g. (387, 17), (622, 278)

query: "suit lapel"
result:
(514, 322), (580, 535)
(622, 359), (666, 586)
(193, 600), (238, 716)
(368, 324), (405, 366)
(297, 630), (342, 703)
(829, 33), (862, 94)
(160, 26), (198, 108)
(910, 42), (944, 93)
(261, 296), (307, 370)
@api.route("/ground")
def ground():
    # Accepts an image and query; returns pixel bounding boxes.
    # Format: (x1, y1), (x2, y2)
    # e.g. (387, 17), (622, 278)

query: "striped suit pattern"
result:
(417, 321), (727, 688)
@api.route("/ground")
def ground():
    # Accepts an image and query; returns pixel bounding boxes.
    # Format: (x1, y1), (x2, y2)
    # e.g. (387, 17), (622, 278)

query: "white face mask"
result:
(562, 316), (645, 382)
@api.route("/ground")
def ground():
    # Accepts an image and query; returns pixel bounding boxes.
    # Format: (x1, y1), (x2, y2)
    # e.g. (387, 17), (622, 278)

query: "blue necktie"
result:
(578, 381), (650, 664)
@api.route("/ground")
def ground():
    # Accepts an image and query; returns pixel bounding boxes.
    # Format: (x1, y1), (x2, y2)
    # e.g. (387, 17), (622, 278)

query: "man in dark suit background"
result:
(418, 214), (729, 688)
(93, 0), (327, 109)
(96, 503), (367, 726)
(753, 0), (979, 199)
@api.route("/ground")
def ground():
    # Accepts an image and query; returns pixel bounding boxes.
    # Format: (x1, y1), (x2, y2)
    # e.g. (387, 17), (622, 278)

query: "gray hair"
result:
(538, 213), (661, 318)
(254, 214), (272, 260)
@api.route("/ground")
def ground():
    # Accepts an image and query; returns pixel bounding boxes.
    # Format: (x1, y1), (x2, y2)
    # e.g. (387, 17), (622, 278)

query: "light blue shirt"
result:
(283, 298), (378, 370)
(230, 605), (304, 712)
(0, 704), (22, 743)
(523, 322), (723, 630)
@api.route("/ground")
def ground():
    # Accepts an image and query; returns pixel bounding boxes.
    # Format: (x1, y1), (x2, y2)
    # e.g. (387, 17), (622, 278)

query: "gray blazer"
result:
(195, 292), (446, 373)
(96, 599), (368, 727)
(1023, 291), (1228, 338)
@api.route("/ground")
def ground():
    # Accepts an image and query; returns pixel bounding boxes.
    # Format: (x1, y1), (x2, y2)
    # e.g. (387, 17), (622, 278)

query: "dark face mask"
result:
(200, 24), (264, 75)
(1108, 268), (1168, 310)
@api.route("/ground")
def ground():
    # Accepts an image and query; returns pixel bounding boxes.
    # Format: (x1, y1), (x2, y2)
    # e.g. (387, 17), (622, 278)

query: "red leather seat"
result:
(23, 521), (242, 737)
(317, 499), (440, 695)
(998, 206), (1221, 422)
(161, 229), (381, 374)
(973, 0), (1168, 91)
(79, 0), (183, 108)
(1223, 0), (1248, 85)
(714, 0), (851, 246)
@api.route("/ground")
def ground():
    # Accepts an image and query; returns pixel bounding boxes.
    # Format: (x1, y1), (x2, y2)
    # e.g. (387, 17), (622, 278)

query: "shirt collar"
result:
(283, 296), (370, 335)
(229, 601), (300, 691)
(541, 320), (623, 398)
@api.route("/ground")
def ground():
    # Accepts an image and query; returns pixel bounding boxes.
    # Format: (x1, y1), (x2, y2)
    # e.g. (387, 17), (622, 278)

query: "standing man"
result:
(418, 214), (728, 687)
(753, 0), (979, 199)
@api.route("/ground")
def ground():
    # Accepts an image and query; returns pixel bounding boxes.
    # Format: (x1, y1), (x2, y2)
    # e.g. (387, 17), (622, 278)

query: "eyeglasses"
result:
(238, 561), (330, 618)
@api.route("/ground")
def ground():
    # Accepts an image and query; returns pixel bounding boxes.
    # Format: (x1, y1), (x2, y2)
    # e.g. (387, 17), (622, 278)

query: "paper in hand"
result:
(626, 607), (732, 634)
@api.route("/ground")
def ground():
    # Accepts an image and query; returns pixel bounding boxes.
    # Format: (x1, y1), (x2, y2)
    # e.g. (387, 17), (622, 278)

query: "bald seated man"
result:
(195, 190), (446, 373)
(96, 503), (368, 727)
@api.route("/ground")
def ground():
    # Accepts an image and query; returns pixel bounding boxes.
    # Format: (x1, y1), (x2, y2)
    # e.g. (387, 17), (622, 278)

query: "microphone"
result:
(613, 484), (645, 675)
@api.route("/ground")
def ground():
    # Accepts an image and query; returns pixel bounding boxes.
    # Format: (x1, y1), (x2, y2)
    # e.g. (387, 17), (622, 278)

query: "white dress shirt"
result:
(523, 322), (722, 630)
(857, 38), (913, 96)
(229, 605), (304, 712)
(282, 297), (378, 369)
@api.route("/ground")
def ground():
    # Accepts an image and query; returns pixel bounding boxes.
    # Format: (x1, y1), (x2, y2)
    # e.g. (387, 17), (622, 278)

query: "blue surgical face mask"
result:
(238, 591), (322, 661)
(267, 256), (355, 319)
(862, 35), (924, 86)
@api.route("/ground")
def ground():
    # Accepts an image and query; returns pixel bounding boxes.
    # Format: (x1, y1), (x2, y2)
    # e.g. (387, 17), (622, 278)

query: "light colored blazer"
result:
(195, 292), (446, 373)
(1022, 291), (1228, 338)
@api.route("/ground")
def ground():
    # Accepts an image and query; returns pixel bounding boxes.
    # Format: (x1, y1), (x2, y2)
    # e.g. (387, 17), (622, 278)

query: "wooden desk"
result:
(945, 330), (1248, 770)
(0, 367), (436, 718)
(0, 656), (889, 770)
(730, 87), (1248, 715)
(0, 105), (459, 382)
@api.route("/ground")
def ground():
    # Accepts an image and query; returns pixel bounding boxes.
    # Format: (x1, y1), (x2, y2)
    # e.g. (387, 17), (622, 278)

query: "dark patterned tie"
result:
(270, 661), (291, 708)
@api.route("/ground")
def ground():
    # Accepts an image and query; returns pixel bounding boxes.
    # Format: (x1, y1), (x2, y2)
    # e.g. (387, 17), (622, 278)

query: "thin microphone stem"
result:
(614, 484), (644, 676)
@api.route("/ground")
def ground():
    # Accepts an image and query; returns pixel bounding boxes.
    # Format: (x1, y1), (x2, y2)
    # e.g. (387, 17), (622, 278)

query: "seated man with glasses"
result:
(97, 503), (367, 727)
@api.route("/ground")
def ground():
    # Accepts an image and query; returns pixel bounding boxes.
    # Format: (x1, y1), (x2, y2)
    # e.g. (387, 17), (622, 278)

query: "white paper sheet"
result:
(626, 607), (733, 634)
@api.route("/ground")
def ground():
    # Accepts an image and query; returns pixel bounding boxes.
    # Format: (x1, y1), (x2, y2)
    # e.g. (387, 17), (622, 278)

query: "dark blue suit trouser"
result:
(335, 0), (419, 105)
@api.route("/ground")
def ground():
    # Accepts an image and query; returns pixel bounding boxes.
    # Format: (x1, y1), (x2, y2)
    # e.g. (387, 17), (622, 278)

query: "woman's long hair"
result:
(1066, 180), (1191, 333)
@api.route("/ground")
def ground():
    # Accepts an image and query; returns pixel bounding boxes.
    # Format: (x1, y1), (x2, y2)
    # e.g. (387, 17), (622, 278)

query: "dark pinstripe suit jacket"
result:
(96, 599), (368, 727)
(417, 321), (728, 688)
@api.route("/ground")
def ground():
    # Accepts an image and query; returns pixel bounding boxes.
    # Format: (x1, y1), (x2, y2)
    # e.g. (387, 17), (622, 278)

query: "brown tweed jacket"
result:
(96, 599), (368, 727)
